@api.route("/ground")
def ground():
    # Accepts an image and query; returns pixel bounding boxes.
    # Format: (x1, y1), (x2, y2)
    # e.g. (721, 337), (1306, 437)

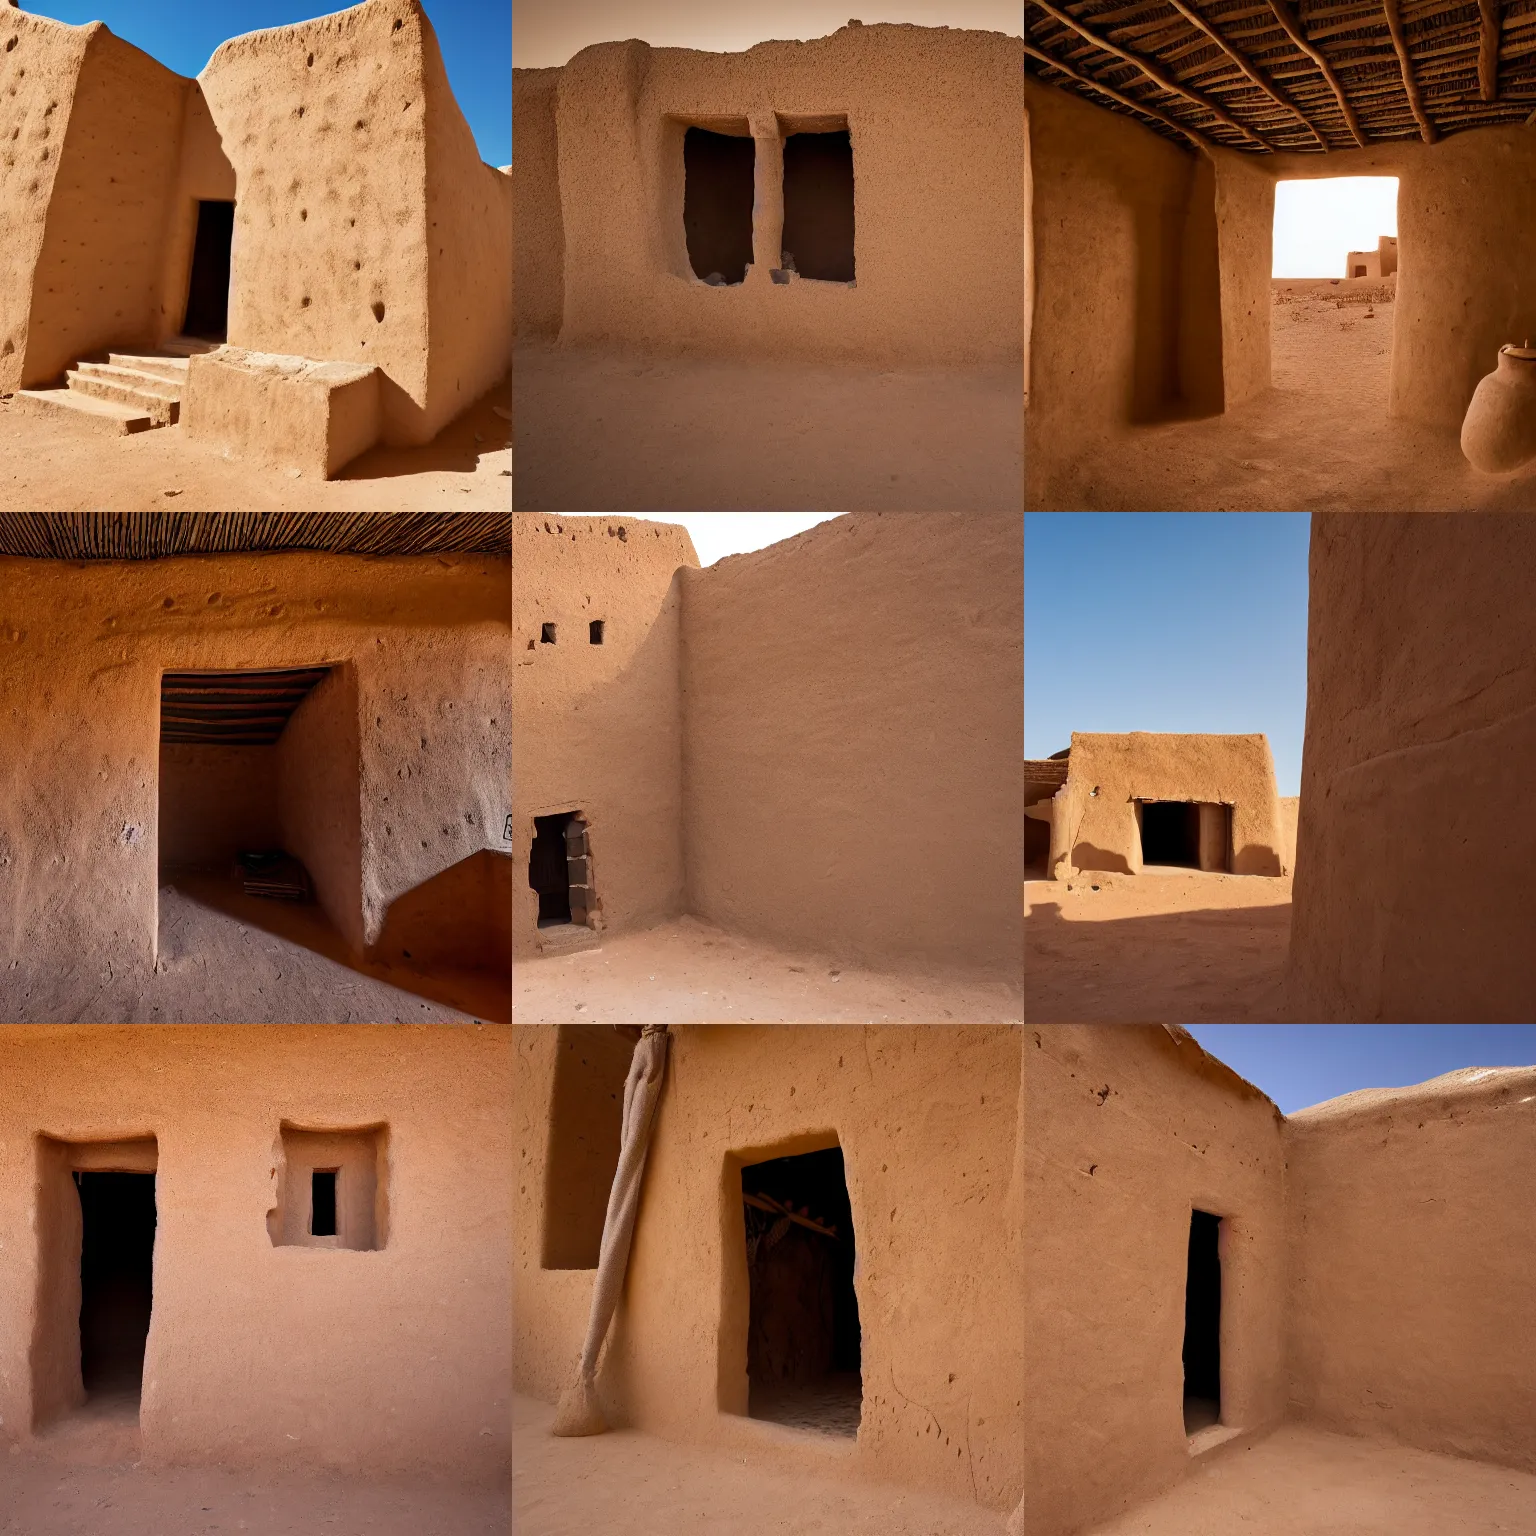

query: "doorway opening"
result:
(77, 1171), (157, 1405)
(781, 127), (855, 283)
(1183, 1209), (1221, 1435)
(529, 811), (596, 929)
(1138, 800), (1230, 871)
(183, 199), (235, 341)
(683, 125), (755, 286)
(742, 1144), (861, 1436)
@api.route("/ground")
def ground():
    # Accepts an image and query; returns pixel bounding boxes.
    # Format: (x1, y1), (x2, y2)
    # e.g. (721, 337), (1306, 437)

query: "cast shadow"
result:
(338, 375), (511, 481)
(1069, 843), (1134, 875)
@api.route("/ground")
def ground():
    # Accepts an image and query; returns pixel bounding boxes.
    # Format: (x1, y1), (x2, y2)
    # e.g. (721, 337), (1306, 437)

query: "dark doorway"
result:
(76, 1172), (156, 1401)
(529, 812), (576, 926)
(1183, 1209), (1221, 1434)
(742, 1145), (861, 1436)
(183, 199), (235, 341)
(1140, 801), (1200, 867)
(782, 130), (855, 282)
(683, 127), (755, 285)
(1026, 812), (1050, 874)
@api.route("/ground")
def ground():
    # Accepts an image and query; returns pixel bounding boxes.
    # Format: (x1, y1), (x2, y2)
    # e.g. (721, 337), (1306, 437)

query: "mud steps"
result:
(535, 923), (602, 957)
(12, 337), (218, 436)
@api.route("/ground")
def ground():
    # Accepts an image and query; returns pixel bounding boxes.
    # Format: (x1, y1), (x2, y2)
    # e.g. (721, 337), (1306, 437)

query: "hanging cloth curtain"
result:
(551, 1023), (670, 1436)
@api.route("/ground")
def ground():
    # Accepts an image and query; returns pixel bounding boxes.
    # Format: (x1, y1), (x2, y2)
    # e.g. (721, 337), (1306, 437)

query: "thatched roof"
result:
(1026, 0), (1536, 153)
(0, 513), (510, 559)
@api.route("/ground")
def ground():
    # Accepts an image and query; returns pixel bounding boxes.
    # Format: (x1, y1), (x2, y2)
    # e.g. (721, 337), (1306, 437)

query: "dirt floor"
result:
(0, 882), (506, 1023)
(0, 1395), (508, 1536)
(513, 340), (1023, 510)
(513, 915), (1023, 1024)
(0, 380), (511, 512)
(1082, 1422), (1536, 1535)
(1027, 282), (1536, 510)
(512, 1393), (1007, 1536)
(1025, 871), (1291, 1023)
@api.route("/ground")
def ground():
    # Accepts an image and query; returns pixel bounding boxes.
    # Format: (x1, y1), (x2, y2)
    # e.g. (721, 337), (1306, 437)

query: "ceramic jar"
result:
(1461, 345), (1536, 474)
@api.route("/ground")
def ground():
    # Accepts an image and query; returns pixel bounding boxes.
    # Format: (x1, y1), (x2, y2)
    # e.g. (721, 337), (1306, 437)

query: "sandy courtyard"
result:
(512, 1394), (1005, 1536)
(1028, 285), (1536, 510)
(513, 915), (1022, 1024)
(512, 340), (1022, 510)
(0, 381), (511, 513)
(1081, 1423), (1536, 1536)
(1025, 871), (1290, 1023)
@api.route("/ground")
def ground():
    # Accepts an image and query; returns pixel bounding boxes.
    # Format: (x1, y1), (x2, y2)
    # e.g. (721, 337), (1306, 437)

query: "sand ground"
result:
(1027, 286), (1536, 510)
(1025, 871), (1291, 1023)
(0, 882), (505, 1023)
(513, 915), (1022, 1024)
(512, 1392), (1008, 1536)
(1082, 1422), (1536, 1535)
(513, 340), (1023, 511)
(0, 380), (511, 512)
(0, 1393), (507, 1536)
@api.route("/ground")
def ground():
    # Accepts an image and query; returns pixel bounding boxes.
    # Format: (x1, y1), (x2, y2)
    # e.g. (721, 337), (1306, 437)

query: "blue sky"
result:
(1025, 514), (1311, 795)
(26, 0), (510, 166)
(1185, 1026), (1536, 1113)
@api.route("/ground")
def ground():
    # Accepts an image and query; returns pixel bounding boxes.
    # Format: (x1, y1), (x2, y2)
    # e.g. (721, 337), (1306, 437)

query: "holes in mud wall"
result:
(1183, 1210), (1222, 1434)
(742, 1145), (861, 1436)
(268, 1123), (387, 1251)
(781, 129), (855, 283)
(540, 623), (556, 644)
(540, 1025), (631, 1270)
(683, 126), (755, 286)
(589, 620), (604, 645)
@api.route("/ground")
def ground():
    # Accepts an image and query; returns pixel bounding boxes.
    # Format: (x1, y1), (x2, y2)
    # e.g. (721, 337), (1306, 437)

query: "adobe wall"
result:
(1023, 1025), (1287, 1536)
(159, 744), (280, 869)
(511, 516), (699, 959)
(1277, 795), (1298, 876)
(680, 513), (1023, 975)
(1054, 731), (1284, 877)
(554, 25), (1024, 366)
(512, 68), (564, 338)
(513, 1024), (1023, 1514)
(0, 551), (510, 1010)
(154, 82), (237, 343)
(0, 1024), (511, 1481)
(1289, 515), (1536, 1020)
(0, 7), (90, 393)
(1284, 1067), (1536, 1472)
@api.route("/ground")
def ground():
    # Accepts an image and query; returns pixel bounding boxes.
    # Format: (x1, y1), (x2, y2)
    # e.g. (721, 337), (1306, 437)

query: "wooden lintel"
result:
(1266, 0), (1367, 149)
(1478, 0), (1501, 103)
(1383, 0), (1438, 144)
(1028, 0), (1277, 151)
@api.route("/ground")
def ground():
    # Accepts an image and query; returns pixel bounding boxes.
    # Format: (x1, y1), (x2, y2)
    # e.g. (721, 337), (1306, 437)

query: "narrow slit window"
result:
(1183, 1210), (1222, 1435)
(589, 620), (604, 645)
(311, 1170), (337, 1236)
(541, 624), (557, 644)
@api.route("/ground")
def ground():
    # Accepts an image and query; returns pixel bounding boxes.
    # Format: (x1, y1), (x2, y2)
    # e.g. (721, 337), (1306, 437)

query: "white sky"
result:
(558, 513), (847, 566)
(1272, 178), (1398, 279)
(513, 0), (1022, 68)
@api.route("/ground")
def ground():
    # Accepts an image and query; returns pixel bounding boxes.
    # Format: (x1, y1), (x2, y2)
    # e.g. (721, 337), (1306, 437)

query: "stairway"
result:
(14, 336), (218, 435)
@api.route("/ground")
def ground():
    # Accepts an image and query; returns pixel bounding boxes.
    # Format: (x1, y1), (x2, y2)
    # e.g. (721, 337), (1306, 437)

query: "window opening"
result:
(742, 1145), (861, 1436)
(269, 1124), (387, 1250)
(1183, 1209), (1221, 1434)
(311, 1170), (337, 1236)
(781, 129), (855, 283)
(541, 623), (557, 644)
(589, 620), (604, 644)
(683, 126), (755, 286)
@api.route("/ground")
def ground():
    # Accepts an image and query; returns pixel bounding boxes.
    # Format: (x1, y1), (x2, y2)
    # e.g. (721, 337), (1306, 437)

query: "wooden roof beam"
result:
(1026, 42), (1229, 154)
(1027, 0), (1280, 150)
(1382, 0), (1438, 143)
(1163, 0), (1332, 148)
(1265, 0), (1368, 148)
(1479, 0), (1501, 102)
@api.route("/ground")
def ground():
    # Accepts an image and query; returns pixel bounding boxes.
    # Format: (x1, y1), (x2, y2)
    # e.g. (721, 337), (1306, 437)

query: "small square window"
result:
(311, 1169), (337, 1236)
(589, 620), (604, 645)
(269, 1123), (387, 1251)
(541, 624), (557, 644)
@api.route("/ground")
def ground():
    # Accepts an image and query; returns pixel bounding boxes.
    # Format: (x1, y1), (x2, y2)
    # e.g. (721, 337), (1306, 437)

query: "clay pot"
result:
(1461, 345), (1536, 474)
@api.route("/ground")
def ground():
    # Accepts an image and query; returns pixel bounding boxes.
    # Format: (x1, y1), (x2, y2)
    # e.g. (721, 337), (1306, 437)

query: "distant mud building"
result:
(0, 0), (511, 477)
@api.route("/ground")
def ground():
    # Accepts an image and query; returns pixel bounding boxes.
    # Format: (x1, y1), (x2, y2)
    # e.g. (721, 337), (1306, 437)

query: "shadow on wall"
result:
(1069, 843), (1133, 875)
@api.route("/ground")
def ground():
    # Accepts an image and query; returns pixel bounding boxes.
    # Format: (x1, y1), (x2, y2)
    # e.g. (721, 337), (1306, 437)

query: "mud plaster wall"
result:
(155, 84), (236, 343)
(511, 68), (564, 338)
(278, 665), (364, 954)
(1289, 515), (1536, 1020)
(1277, 796), (1298, 876)
(681, 512), (1023, 974)
(511, 517), (698, 958)
(1283, 1068), (1536, 1472)
(1024, 1025), (1286, 1536)
(513, 1025), (1024, 1514)
(553, 25), (1024, 366)
(0, 553), (509, 1002)
(1053, 731), (1283, 878)
(158, 744), (280, 869)
(0, 8), (89, 392)
(0, 1025), (509, 1478)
